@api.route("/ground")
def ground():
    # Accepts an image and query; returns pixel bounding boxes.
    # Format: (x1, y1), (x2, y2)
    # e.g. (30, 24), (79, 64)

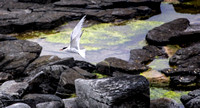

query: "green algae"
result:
(69, 93), (76, 98)
(150, 87), (189, 103)
(93, 72), (108, 79)
(15, 20), (163, 51)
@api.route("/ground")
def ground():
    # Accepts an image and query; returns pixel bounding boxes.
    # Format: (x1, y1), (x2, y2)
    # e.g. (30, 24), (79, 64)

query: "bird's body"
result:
(60, 15), (86, 58)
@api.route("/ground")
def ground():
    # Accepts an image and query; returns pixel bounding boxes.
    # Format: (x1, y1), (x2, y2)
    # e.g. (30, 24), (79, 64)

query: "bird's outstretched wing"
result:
(69, 15), (86, 50)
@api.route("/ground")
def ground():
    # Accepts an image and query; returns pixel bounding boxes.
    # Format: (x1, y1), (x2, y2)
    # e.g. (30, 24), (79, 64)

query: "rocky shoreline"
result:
(0, 0), (162, 34)
(1, 0), (200, 108)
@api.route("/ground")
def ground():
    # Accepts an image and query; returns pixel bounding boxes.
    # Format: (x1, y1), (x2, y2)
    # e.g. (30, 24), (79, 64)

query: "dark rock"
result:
(24, 65), (68, 94)
(56, 67), (96, 98)
(19, 0), (59, 4)
(0, 40), (42, 78)
(169, 43), (200, 68)
(181, 89), (200, 108)
(36, 101), (64, 108)
(0, 34), (17, 41)
(161, 68), (200, 76)
(74, 60), (96, 73)
(25, 55), (61, 74)
(170, 75), (197, 85)
(0, 72), (12, 82)
(96, 57), (149, 76)
(146, 18), (190, 45)
(49, 57), (74, 67)
(0, 80), (29, 98)
(5, 103), (31, 108)
(129, 49), (155, 64)
(150, 98), (181, 108)
(75, 75), (149, 108)
(23, 94), (63, 108)
(143, 45), (168, 58)
(63, 98), (78, 108)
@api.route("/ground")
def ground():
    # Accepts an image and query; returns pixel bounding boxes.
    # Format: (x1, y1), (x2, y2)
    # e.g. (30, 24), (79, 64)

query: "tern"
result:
(60, 15), (86, 58)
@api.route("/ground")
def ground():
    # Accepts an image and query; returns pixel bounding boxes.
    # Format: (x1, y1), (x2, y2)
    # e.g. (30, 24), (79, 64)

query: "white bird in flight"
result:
(60, 15), (86, 58)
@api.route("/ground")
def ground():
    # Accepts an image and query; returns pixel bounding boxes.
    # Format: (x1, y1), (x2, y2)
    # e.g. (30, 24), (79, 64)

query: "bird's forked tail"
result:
(78, 49), (86, 59)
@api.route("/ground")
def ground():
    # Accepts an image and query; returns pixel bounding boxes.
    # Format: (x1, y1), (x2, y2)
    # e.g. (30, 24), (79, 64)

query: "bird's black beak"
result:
(60, 47), (67, 51)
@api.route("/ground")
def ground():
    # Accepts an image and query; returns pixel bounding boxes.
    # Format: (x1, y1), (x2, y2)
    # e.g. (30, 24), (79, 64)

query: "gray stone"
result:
(63, 98), (78, 108)
(36, 101), (64, 108)
(23, 94), (63, 108)
(0, 80), (28, 98)
(0, 40), (42, 77)
(0, 72), (12, 82)
(75, 75), (149, 108)
(25, 55), (61, 74)
(5, 103), (31, 108)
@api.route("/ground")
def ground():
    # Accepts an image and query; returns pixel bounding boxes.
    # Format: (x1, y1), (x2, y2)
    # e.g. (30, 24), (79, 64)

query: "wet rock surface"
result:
(146, 18), (200, 46)
(161, 43), (200, 87)
(0, 39), (42, 79)
(96, 57), (149, 76)
(181, 89), (200, 108)
(75, 75), (150, 108)
(150, 98), (182, 108)
(0, 0), (162, 33)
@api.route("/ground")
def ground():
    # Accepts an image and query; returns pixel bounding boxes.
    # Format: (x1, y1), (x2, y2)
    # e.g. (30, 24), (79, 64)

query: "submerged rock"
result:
(181, 89), (200, 108)
(96, 57), (149, 76)
(141, 70), (170, 87)
(75, 75), (150, 108)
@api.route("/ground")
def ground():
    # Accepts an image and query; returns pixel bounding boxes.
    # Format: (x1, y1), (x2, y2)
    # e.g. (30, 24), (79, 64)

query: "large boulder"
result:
(96, 57), (149, 76)
(5, 103), (31, 108)
(0, 40), (42, 78)
(181, 89), (200, 108)
(75, 75), (150, 108)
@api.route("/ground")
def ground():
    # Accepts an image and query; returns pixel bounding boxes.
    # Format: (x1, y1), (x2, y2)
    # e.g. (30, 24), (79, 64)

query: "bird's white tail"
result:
(78, 49), (86, 59)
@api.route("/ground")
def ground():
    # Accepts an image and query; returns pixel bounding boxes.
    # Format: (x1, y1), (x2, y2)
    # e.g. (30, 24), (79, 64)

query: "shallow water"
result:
(16, 3), (200, 65)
